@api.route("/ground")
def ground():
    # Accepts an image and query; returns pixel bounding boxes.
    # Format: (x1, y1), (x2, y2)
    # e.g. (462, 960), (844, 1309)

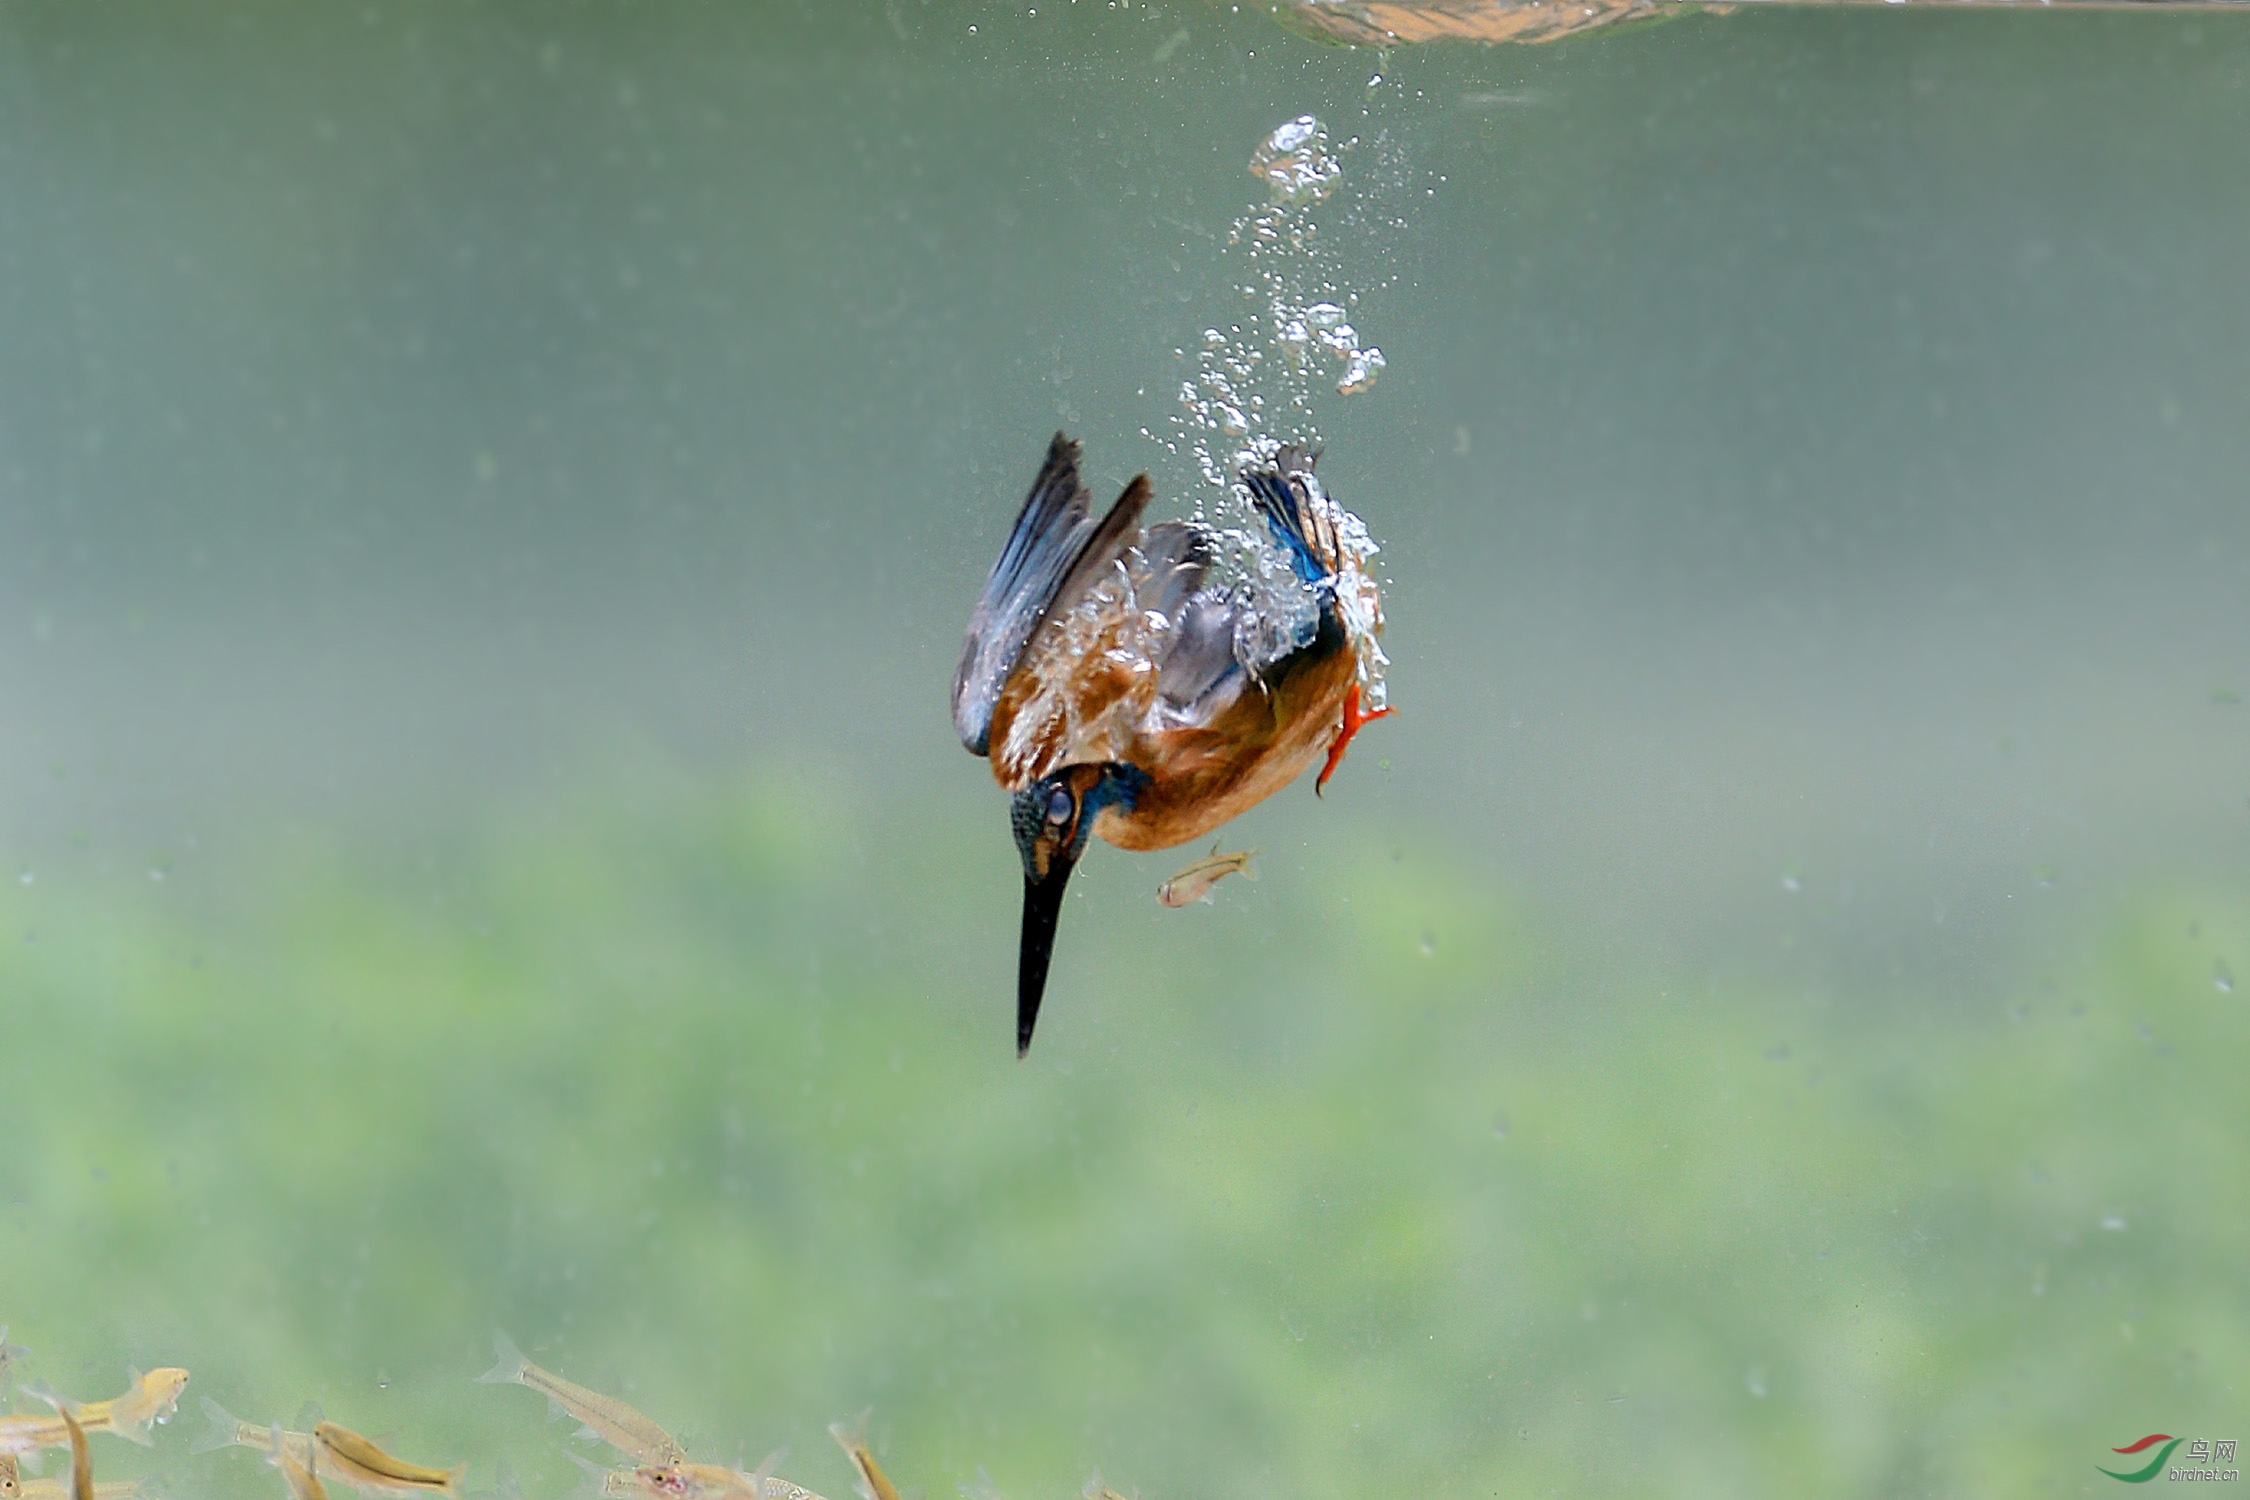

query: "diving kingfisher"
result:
(951, 433), (1391, 1055)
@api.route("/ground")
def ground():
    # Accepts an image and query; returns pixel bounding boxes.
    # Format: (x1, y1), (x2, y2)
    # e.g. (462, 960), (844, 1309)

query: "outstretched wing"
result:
(952, 433), (1150, 756)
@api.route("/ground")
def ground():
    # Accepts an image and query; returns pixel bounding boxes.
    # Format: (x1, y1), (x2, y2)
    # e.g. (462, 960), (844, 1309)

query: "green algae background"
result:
(4, 3), (2249, 1498)
(4, 783), (2246, 1497)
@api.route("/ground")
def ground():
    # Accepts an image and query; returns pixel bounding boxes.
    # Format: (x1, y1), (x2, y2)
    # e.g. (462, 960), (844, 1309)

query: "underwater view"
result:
(3, 3), (2247, 1497)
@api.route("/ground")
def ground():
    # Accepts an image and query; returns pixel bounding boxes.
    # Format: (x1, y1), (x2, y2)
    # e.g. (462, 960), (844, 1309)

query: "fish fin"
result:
(475, 1332), (529, 1387)
(556, 1449), (614, 1500)
(824, 1414), (877, 1500)
(1240, 850), (1259, 882)
(189, 1399), (242, 1456)
(105, 1374), (157, 1448)
(27, 1381), (80, 1419)
(573, 1426), (603, 1445)
(747, 1450), (785, 1499)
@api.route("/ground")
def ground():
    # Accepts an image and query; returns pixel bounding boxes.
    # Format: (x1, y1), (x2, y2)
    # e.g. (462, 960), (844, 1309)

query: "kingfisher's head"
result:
(1009, 761), (1149, 1057)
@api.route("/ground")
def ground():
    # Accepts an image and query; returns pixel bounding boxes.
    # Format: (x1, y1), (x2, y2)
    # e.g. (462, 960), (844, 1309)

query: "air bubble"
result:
(1248, 115), (1341, 204)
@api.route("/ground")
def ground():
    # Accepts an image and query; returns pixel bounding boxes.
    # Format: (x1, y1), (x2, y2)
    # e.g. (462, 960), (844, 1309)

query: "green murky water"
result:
(3, 5), (2247, 1497)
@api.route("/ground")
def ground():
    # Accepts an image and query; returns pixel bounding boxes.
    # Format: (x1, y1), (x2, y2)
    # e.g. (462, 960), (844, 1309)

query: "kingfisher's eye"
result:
(1045, 786), (1073, 824)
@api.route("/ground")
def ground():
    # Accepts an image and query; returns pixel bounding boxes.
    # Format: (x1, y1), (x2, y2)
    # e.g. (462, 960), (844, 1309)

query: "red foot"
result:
(1316, 683), (1392, 797)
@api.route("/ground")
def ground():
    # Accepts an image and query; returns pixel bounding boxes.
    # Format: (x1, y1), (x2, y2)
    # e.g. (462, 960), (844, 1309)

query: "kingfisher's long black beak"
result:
(1017, 853), (1078, 1058)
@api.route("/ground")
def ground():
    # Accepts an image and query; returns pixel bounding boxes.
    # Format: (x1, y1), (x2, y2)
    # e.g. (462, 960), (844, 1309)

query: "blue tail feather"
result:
(1242, 450), (1334, 585)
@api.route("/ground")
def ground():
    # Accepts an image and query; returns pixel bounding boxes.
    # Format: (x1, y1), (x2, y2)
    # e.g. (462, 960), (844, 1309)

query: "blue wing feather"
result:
(953, 433), (1150, 756)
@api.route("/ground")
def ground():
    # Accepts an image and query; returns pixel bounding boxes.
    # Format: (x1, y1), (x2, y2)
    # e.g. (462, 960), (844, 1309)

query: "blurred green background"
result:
(2, 3), (2246, 1498)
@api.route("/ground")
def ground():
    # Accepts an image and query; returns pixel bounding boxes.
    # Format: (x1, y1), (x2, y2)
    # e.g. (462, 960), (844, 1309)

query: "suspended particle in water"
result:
(1745, 1367), (1769, 1399)
(2216, 960), (2236, 994)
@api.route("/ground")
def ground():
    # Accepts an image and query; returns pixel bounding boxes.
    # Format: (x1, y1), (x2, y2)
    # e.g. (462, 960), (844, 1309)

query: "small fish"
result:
(195, 1403), (450, 1500)
(276, 1428), (330, 1500)
(103, 1371), (189, 1444)
(1458, 88), (1548, 110)
(20, 1482), (138, 1500)
(58, 1410), (88, 1500)
(476, 1334), (684, 1467)
(1156, 845), (1257, 907)
(825, 1419), (900, 1500)
(313, 1424), (456, 1491)
(3, 1370), (189, 1456)
(594, 1458), (824, 1500)
(191, 1398), (298, 1460)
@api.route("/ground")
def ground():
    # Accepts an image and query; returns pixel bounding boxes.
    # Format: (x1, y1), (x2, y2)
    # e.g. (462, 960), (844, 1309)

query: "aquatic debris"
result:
(1157, 845), (1258, 907)
(476, 1332), (685, 1467)
(2, 1370), (190, 1455)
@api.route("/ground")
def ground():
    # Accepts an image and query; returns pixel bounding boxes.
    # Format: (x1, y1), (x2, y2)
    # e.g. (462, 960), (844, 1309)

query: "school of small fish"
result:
(0, 1334), (1145, 1500)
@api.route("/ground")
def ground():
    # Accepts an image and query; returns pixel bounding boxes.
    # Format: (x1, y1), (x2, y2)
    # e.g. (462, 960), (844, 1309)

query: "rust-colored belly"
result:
(1093, 647), (1356, 853)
